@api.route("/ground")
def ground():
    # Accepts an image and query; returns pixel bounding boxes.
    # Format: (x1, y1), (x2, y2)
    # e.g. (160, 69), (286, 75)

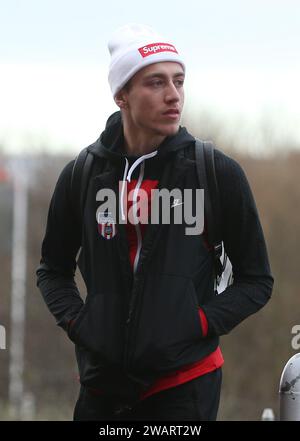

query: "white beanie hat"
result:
(108, 23), (185, 97)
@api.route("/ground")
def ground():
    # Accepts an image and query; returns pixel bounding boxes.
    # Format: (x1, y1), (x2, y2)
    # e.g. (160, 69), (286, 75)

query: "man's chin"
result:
(158, 122), (180, 137)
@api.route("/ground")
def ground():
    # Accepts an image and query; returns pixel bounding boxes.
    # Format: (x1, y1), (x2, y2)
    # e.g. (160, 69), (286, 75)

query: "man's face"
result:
(118, 62), (185, 138)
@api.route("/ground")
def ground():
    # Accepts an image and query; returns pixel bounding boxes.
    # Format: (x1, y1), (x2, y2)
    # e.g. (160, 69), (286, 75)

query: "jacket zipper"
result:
(132, 162), (144, 274)
(124, 161), (145, 372)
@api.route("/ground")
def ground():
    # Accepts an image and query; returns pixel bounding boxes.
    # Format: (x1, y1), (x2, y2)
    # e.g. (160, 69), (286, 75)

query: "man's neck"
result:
(123, 124), (165, 156)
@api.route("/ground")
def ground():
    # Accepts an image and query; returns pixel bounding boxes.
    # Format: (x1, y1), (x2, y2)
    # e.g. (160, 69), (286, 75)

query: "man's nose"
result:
(165, 81), (180, 102)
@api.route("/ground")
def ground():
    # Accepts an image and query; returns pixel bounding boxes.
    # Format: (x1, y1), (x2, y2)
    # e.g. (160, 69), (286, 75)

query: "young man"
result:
(36, 24), (273, 421)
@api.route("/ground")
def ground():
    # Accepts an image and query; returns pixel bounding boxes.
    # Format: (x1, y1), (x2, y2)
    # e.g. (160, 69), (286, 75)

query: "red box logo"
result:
(138, 42), (178, 58)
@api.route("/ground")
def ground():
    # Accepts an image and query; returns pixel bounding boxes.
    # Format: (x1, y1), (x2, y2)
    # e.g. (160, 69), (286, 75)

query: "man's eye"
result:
(150, 80), (163, 87)
(175, 79), (184, 87)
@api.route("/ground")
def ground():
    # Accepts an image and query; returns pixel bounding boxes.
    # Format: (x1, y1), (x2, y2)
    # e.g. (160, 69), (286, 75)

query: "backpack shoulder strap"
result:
(194, 139), (214, 246)
(195, 138), (223, 276)
(71, 146), (94, 223)
(202, 140), (222, 246)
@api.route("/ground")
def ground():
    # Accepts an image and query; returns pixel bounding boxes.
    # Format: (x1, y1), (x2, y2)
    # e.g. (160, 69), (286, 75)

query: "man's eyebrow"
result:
(143, 72), (185, 80)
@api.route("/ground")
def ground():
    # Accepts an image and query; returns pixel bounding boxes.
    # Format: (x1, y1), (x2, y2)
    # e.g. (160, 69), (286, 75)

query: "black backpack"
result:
(194, 139), (233, 293)
(71, 139), (233, 293)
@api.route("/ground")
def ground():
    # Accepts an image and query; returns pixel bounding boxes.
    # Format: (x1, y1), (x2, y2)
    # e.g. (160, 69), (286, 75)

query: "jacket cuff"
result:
(198, 307), (208, 337)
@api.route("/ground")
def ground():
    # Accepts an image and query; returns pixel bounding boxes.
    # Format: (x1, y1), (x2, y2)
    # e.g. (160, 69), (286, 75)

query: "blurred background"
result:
(0, 0), (299, 420)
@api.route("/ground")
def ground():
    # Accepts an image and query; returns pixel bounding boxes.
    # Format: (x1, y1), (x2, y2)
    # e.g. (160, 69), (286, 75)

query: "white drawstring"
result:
(120, 150), (158, 222)
(126, 150), (157, 182)
(120, 157), (129, 221)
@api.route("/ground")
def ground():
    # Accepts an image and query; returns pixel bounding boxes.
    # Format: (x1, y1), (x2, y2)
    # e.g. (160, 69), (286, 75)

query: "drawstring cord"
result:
(120, 150), (158, 222)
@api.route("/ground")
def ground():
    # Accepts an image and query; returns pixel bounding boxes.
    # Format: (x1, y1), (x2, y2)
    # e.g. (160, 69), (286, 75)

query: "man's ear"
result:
(114, 89), (128, 109)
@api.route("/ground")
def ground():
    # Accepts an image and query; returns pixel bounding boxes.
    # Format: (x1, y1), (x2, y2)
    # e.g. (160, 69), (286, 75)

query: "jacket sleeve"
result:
(201, 150), (274, 336)
(36, 160), (84, 333)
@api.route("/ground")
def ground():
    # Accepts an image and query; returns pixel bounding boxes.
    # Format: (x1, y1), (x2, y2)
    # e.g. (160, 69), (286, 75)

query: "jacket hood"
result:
(88, 111), (195, 163)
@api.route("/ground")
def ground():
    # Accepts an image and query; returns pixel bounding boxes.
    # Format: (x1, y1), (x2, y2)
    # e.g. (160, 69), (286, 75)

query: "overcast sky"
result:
(0, 0), (299, 154)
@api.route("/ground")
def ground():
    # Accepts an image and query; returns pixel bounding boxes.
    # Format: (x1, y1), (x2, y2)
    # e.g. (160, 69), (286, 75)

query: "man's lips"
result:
(162, 109), (180, 115)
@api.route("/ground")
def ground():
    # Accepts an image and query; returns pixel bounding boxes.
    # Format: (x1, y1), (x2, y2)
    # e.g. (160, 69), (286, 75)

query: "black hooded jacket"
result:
(36, 112), (273, 405)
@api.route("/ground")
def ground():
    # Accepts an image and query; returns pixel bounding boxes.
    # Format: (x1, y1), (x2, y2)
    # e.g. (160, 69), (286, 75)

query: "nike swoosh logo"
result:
(171, 202), (184, 208)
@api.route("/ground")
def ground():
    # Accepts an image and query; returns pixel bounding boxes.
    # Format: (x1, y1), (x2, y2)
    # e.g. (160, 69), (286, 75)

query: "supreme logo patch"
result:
(138, 42), (178, 58)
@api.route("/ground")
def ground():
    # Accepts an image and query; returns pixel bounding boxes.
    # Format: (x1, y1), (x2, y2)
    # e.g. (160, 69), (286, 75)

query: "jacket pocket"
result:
(132, 273), (204, 372)
(68, 293), (125, 365)
(68, 296), (90, 340)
